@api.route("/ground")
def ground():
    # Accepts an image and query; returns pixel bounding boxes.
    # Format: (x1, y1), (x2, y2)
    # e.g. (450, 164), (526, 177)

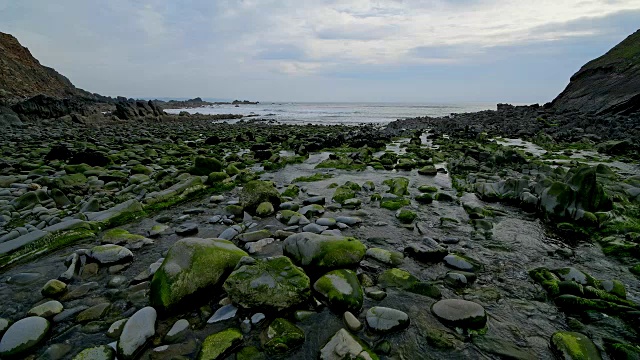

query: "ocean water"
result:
(164, 102), (496, 125)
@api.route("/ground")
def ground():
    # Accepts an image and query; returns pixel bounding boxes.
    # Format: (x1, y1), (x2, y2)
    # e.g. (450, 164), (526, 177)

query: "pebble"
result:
(207, 304), (238, 323)
(27, 300), (64, 318)
(117, 306), (157, 359)
(365, 307), (410, 333)
(343, 311), (362, 331)
(165, 319), (189, 343)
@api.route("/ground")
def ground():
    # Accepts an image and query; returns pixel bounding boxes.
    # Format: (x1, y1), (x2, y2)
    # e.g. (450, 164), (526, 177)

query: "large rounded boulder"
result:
(283, 232), (366, 270)
(240, 180), (282, 214)
(223, 256), (311, 312)
(150, 238), (247, 312)
(313, 269), (363, 313)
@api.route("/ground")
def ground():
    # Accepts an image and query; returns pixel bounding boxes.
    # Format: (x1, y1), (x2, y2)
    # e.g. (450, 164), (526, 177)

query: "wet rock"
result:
(102, 228), (153, 248)
(304, 196), (325, 205)
(299, 204), (325, 217)
(332, 185), (356, 204)
(314, 269), (364, 313)
(471, 336), (536, 360)
(320, 328), (377, 360)
(236, 346), (266, 360)
(343, 311), (363, 331)
(27, 300), (64, 318)
(0, 318), (9, 334)
(41, 279), (67, 298)
(165, 319), (189, 344)
(107, 319), (127, 339)
(335, 216), (362, 226)
(601, 279), (626, 299)
(444, 271), (476, 288)
(554, 267), (596, 286)
(260, 318), (305, 355)
(443, 254), (479, 272)
(0, 316), (50, 357)
(404, 238), (448, 263)
(88, 244), (133, 265)
(237, 229), (271, 243)
(365, 306), (410, 333)
(384, 177), (409, 196)
(283, 232), (366, 269)
(117, 306), (157, 360)
(175, 222), (198, 236)
(72, 345), (116, 360)
(76, 302), (110, 322)
(431, 299), (487, 329)
(219, 226), (241, 240)
(316, 218), (336, 227)
(366, 248), (404, 265)
(240, 180), (282, 214)
(302, 223), (328, 234)
(40, 343), (73, 360)
(199, 328), (243, 360)
(256, 202), (275, 216)
(377, 268), (441, 298)
(207, 304), (238, 323)
(550, 331), (602, 360)
(223, 256), (311, 311)
(150, 238), (247, 312)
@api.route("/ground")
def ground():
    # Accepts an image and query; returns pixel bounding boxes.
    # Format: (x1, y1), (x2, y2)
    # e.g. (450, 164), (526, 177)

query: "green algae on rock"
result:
(198, 328), (243, 360)
(283, 232), (366, 270)
(240, 180), (282, 214)
(150, 238), (247, 312)
(313, 269), (364, 313)
(260, 318), (305, 355)
(550, 331), (602, 360)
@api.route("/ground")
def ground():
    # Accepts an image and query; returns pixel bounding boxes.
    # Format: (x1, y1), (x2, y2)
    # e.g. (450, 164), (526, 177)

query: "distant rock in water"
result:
(551, 29), (640, 115)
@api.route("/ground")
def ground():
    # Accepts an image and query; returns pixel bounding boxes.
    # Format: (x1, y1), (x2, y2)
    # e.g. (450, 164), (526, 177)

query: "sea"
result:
(164, 102), (497, 125)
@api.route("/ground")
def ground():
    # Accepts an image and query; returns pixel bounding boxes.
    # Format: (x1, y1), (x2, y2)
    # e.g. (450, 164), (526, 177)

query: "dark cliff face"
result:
(0, 32), (83, 101)
(551, 29), (640, 115)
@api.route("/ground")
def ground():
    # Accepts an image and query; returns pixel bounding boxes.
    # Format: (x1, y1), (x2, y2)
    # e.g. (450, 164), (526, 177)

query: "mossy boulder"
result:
(130, 164), (152, 175)
(283, 232), (366, 270)
(418, 166), (437, 175)
(190, 156), (223, 176)
(332, 185), (356, 204)
(199, 328), (243, 360)
(101, 228), (148, 246)
(415, 193), (433, 204)
(418, 185), (438, 193)
(396, 209), (417, 223)
(256, 202), (275, 217)
(207, 172), (229, 184)
(384, 177), (409, 196)
(150, 238), (247, 312)
(378, 268), (441, 299)
(550, 331), (602, 360)
(260, 318), (305, 355)
(223, 256), (311, 312)
(380, 197), (410, 211)
(282, 185), (300, 198)
(314, 269), (363, 313)
(567, 166), (612, 213)
(240, 180), (282, 214)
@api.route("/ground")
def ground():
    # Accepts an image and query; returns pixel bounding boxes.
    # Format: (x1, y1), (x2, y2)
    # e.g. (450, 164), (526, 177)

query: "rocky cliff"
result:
(0, 32), (86, 101)
(551, 29), (640, 115)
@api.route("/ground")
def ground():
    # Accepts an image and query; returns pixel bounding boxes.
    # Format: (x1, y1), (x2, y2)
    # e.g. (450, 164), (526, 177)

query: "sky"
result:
(1, 1), (639, 103)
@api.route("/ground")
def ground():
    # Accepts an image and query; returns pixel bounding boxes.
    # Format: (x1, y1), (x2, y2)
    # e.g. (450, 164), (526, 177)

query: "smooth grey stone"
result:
(0, 229), (48, 255)
(251, 313), (266, 325)
(6, 272), (42, 285)
(175, 223), (198, 236)
(72, 345), (115, 360)
(431, 299), (487, 329)
(117, 307), (157, 359)
(343, 311), (362, 331)
(304, 196), (326, 205)
(89, 245), (133, 265)
(165, 319), (189, 343)
(52, 306), (89, 323)
(107, 319), (128, 339)
(365, 307), (409, 333)
(0, 316), (50, 356)
(335, 216), (362, 225)
(27, 300), (64, 318)
(219, 227), (239, 240)
(207, 304), (237, 323)
(302, 223), (328, 234)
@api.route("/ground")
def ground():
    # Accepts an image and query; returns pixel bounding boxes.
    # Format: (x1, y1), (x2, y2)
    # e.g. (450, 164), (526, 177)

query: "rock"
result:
(237, 229), (271, 243)
(314, 269), (364, 313)
(471, 336), (536, 360)
(320, 328), (377, 360)
(365, 306), (410, 333)
(377, 268), (441, 298)
(302, 223), (328, 234)
(117, 306), (157, 360)
(332, 185), (356, 204)
(316, 218), (336, 227)
(0, 316), (50, 357)
(256, 202), (275, 216)
(27, 300), (63, 318)
(244, 237), (275, 254)
(335, 216), (363, 226)
(236, 346), (266, 360)
(175, 223), (198, 236)
(418, 165), (437, 175)
(207, 304), (238, 323)
(404, 239), (448, 263)
(150, 238), (247, 312)
(366, 248), (404, 265)
(343, 311), (362, 331)
(260, 318), (305, 355)
(88, 244), (133, 265)
(107, 319), (127, 339)
(76, 302), (110, 322)
(395, 209), (417, 223)
(283, 232), (366, 269)
(41, 279), (67, 298)
(165, 319), (190, 344)
(86, 199), (143, 224)
(384, 177), (409, 196)
(240, 180), (282, 214)
(0, 318), (9, 334)
(550, 331), (602, 360)
(431, 299), (487, 329)
(199, 328), (243, 360)
(190, 156), (223, 176)
(101, 228), (152, 247)
(443, 254), (479, 272)
(223, 256), (311, 311)
(73, 345), (116, 360)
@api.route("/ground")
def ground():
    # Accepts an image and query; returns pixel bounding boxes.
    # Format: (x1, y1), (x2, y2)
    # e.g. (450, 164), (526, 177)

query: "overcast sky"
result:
(1, 1), (639, 103)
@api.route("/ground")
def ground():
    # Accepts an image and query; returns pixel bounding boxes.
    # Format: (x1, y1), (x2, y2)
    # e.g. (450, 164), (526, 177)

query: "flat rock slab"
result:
(431, 299), (487, 329)
(365, 306), (410, 333)
(89, 244), (133, 265)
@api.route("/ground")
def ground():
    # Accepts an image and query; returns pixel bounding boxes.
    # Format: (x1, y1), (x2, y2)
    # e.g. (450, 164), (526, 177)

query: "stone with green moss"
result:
(600, 279), (626, 299)
(383, 177), (409, 196)
(225, 164), (240, 176)
(418, 166), (437, 175)
(415, 193), (433, 204)
(101, 228), (148, 246)
(260, 318), (305, 355)
(293, 173), (333, 183)
(283, 232), (366, 270)
(631, 264), (640, 276)
(190, 156), (223, 176)
(256, 202), (275, 217)
(320, 328), (379, 360)
(72, 345), (115, 360)
(314, 269), (363, 313)
(240, 180), (282, 213)
(332, 185), (356, 204)
(378, 268), (440, 299)
(236, 346), (265, 360)
(207, 172), (229, 184)
(282, 184), (300, 198)
(366, 248), (404, 266)
(278, 210), (302, 224)
(225, 205), (244, 216)
(150, 238), (247, 312)
(380, 197), (410, 211)
(223, 256), (310, 311)
(418, 185), (438, 193)
(550, 331), (602, 360)
(130, 164), (152, 175)
(198, 328), (243, 360)
(435, 192), (454, 202)
(396, 209), (417, 223)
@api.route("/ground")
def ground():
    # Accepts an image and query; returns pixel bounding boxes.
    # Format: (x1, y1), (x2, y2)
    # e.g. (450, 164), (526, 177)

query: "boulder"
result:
(260, 318), (305, 355)
(199, 328), (243, 360)
(150, 238), (247, 312)
(117, 307), (157, 360)
(283, 232), (366, 270)
(314, 269), (363, 313)
(88, 244), (133, 265)
(240, 180), (282, 213)
(0, 316), (50, 357)
(550, 331), (602, 360)
(365, 307), (410, 333)
(223, 256), (311, 311)
(431, 299), (487, 329)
